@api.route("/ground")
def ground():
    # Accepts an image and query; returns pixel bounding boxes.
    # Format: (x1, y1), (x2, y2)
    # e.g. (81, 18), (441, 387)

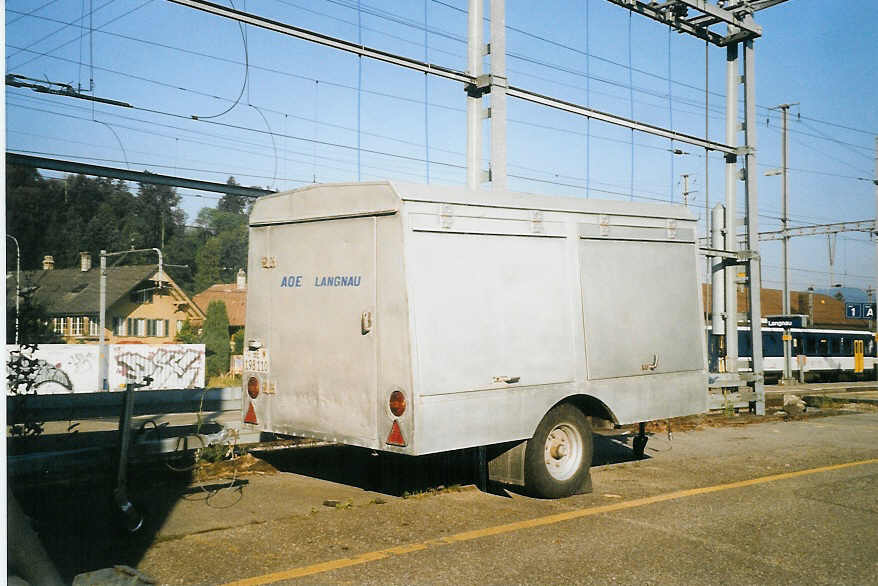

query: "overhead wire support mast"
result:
(608, 0), (788, 417)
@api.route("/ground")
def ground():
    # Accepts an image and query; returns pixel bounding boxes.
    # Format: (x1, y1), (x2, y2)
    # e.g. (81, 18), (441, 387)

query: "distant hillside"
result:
(813, 287), (870, 302)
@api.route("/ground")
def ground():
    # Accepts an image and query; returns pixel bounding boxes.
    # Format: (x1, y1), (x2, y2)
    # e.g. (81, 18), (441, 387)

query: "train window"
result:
(830, 337), (840, 356)
(804, 335), (816, 354)
(818, 338), (829, 355)
(868, 338), (875, 356)
(840, 337), (850, 355)
(793, 336), (801, 351)
(737, 331), (753, 358)
(763, 332), (783, 358)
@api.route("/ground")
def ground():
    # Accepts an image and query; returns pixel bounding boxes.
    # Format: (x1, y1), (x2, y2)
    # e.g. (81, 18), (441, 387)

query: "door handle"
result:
(641, 354), (658, 371)
(361, 311), (373, 335)
(493, 376), (520, 384)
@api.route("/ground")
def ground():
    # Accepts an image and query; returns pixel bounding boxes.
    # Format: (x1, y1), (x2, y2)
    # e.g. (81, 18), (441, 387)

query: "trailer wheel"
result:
(525, 404), (593, 498)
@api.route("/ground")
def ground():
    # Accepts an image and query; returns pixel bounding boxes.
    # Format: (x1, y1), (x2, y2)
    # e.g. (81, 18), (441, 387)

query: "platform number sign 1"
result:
(845, 302), (876, 319)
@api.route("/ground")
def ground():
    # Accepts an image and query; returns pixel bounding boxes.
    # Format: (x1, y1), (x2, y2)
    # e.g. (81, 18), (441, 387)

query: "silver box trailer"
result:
(243, 181), (707, 497)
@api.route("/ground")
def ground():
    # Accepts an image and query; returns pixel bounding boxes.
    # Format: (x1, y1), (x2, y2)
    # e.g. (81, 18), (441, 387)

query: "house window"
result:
(89, 317), (101, 337)
(71, 316), (84, 337)
(176, 320), (184, 335)
(53, 317), (66, 335)
(145, 319), (169, 337)
(113, 317), (126, 336)
(126, 318), (146, 336)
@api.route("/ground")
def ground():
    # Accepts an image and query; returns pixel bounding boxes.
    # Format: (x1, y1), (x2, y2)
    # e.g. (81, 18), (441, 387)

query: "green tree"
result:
(192, 202), (249, 293)
(6, 167), (141, 271)
(231, 329), (245, 354)
(203, 301), (230, 377)
(7, 290), (63, 345)
(164, 228), (210, 295)
(216, 176), (250, 215)
(174, 319), (202, 344)
(135, 179), (185, 249)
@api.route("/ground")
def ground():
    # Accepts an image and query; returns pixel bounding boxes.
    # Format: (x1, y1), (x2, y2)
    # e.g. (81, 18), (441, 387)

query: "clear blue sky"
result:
(5, 0), (877, 292)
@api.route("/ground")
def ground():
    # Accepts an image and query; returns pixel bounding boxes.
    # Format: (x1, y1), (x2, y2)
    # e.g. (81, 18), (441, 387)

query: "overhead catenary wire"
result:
(190, 0), (249, 120)
(9, 6), (874, 156)
(6, 0), (118, 63)
(7, 0), (63, 26)
(10, 3), (876, 212)
(8, 0), (155, 71)
(10, 89), (873, 225)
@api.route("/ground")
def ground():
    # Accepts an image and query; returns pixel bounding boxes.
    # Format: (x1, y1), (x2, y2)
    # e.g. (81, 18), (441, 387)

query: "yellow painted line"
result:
(224, 457), (878, 586)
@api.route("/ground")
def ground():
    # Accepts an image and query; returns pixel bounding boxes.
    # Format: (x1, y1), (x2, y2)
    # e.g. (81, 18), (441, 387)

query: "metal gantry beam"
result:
(699, 219), (877, 249)
(758, 220), (876, 241)
(6, 153), (275, 198)
(603, 0), (766, 46)
(677, 0), (762, 35)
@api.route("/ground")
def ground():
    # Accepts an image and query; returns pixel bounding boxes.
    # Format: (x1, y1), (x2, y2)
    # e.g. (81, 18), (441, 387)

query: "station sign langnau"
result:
(766, 315), (806, 328)
(845, 302), (876, 320)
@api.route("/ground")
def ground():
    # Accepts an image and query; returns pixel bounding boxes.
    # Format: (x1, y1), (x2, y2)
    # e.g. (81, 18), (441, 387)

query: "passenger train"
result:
(708, 326), (877, 382)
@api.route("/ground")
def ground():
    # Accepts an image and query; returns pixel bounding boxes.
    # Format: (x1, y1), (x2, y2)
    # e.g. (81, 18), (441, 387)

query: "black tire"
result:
(524, 404), (593, 499)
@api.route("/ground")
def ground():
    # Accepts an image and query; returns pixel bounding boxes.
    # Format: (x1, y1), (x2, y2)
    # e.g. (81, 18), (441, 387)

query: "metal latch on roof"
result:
(599, 214), (610, 237)
(439, 204), (454, 229)
(531, 211), (544, 234)
(667, 219), (678, 240)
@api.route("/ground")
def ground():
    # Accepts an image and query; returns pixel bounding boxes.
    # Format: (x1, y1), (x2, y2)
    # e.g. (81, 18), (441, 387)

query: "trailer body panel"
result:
(243, 181), (707, 455)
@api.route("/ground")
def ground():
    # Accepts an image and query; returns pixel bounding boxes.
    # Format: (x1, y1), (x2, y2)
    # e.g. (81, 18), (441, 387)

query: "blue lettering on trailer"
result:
(280, 275), (303, 287)
(314, 275), (362, 287)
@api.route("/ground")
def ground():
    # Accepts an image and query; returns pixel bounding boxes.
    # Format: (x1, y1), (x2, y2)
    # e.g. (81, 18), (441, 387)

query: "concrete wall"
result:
(6, 344), (206, 394)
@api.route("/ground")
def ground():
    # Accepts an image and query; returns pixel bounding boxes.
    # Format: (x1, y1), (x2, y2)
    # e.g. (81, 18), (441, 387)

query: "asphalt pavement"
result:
(12, 404), (878, 585)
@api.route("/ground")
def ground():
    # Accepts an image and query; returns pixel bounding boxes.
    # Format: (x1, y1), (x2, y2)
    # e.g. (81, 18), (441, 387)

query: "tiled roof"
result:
(193, 284), (247, 326)
(7, 265), (157, 315)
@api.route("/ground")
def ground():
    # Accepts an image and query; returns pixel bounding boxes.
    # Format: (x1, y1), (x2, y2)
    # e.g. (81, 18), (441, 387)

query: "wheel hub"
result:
(543, 423), (583, 481)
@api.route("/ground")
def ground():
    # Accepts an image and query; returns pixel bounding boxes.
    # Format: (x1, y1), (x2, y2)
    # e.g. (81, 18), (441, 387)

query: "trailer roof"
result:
(249, 180), (697, 225)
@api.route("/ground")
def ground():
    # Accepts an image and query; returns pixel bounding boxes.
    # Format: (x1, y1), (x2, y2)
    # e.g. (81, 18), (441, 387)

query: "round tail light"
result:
(389, 390), (406, 417)
(247, 376), (260, 399)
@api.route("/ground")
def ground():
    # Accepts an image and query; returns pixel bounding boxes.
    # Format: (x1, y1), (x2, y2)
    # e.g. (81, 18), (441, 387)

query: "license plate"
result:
(244, 350), (270, 373)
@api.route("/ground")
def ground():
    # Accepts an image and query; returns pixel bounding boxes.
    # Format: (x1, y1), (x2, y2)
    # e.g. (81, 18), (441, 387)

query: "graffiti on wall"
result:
(5, 345), (98, 394)
(109, 345), (205, 390)
(5, 344), (205, 394)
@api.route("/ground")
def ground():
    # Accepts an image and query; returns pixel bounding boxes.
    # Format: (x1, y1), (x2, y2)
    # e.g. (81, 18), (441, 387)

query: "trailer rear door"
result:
(259, 216), (378, 443)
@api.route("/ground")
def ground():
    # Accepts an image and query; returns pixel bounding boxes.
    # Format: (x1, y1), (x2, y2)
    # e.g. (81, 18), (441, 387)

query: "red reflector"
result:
(386, 420), (406, 447)
(244, 402), (258, 425)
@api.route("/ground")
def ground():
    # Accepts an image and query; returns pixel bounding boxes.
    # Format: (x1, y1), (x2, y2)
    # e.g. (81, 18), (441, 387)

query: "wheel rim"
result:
(543, 422), (583, 481)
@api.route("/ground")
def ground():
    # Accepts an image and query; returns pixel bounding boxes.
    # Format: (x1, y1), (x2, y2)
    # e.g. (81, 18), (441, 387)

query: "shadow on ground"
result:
(254, 431), (648, 498)
(10, 447), (208, 583)
(10, 429), (648, 581)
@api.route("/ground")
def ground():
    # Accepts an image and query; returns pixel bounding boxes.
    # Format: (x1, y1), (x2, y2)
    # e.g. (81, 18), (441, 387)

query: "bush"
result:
(232, 329), (245, 354)
(204, 301), (230, 377)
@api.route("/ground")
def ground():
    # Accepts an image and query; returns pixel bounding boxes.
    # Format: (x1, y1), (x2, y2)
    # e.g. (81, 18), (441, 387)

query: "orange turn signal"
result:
(247, 376), (260, 399)
(389, 390), (406, 417)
